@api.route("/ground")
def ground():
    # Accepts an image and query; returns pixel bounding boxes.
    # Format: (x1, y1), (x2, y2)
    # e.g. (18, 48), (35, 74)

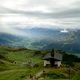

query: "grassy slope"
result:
(0, 46), (44, 80)
(0, 45), (80, 80)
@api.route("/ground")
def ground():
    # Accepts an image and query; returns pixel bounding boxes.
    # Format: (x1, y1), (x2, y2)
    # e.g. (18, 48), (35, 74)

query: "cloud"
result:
(0, 0), (80, 36)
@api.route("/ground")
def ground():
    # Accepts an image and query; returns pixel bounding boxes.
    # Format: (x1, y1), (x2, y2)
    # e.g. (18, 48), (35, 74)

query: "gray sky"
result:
(0, 0), (80, 35)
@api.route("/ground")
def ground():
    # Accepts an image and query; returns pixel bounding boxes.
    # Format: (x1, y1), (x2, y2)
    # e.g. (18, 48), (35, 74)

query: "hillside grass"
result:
(0, 45), (80, 80)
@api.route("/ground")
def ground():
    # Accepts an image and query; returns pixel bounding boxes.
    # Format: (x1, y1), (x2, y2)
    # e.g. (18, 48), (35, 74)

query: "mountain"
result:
(0, 33), (24, 47)
(0, 28), (80, 53)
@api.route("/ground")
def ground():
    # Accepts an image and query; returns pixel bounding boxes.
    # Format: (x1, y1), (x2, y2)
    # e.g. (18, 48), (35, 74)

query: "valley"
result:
(0, 28), (80, 53)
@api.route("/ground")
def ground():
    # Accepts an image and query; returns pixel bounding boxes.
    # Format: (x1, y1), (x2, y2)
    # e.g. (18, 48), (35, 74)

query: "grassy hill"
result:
(0, 45), (80, 80)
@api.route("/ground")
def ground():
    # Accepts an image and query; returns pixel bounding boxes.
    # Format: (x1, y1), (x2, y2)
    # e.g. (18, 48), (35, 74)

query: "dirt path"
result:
(0, 69), (26, 74)
(26, 70), (44, 80)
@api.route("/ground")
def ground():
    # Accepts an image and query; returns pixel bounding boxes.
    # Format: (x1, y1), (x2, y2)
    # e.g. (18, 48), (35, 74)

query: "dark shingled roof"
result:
(43, 53), (63, 61)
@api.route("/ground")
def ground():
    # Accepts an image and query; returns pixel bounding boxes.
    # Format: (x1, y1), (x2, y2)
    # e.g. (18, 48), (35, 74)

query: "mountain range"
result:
(0, 28), (80, 53)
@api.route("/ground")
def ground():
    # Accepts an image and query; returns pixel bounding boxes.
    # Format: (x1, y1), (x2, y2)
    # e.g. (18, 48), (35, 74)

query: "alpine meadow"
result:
(0, 0), (80, 80)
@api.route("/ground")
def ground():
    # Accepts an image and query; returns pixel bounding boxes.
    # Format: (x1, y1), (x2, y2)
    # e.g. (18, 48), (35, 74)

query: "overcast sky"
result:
(0, 0), (80, 35)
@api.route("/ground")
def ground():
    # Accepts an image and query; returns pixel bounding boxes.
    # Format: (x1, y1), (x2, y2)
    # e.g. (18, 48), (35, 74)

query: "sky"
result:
(0, 0), (80, 35)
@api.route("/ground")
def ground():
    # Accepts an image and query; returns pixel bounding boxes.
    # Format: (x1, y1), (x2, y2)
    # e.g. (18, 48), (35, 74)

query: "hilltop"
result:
(0, 45), (80, 80)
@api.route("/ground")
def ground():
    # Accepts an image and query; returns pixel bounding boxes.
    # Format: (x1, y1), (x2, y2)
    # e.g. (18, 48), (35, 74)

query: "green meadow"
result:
(0, 45), (80, 80)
